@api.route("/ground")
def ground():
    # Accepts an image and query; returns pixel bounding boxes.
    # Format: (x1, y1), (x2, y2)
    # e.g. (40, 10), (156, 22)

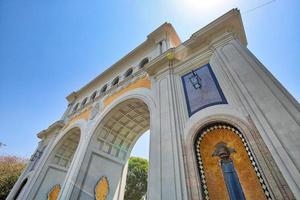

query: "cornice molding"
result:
(37, 120), (65, 139)
(65, 23), (180, 102)
(145, 9), (246, 78)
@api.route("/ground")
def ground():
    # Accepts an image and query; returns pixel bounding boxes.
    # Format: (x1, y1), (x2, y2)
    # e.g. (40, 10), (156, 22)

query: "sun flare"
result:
(184, 0), (227, 10)
(174, 0), (236, 18)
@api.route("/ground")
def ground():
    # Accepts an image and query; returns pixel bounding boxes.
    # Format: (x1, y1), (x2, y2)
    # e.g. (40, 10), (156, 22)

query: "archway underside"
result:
(31, 128), (81, 200)
(96, 99), (150, 161)
(51, 129), (80, 168)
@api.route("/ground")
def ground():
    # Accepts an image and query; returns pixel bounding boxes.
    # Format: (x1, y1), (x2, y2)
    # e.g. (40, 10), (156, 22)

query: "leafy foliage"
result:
(124, 157), (148, 200)
(0, 156), (27, 200)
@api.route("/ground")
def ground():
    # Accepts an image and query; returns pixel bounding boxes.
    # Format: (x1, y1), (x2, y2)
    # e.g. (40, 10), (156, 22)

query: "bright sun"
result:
(185, 0), (227, 10)
(174, 0), (236, 18)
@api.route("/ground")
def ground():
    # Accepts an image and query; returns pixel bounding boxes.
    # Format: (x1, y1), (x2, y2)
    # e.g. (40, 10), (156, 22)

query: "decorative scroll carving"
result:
(95, 176), (109, 200)
(90, 101), (104, 120)
(47, 184), (61, 200)
(90, 102), (100, 120)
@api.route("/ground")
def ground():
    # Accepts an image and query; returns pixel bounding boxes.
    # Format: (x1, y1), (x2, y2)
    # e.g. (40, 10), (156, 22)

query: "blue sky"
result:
(0, 0), (299, 159)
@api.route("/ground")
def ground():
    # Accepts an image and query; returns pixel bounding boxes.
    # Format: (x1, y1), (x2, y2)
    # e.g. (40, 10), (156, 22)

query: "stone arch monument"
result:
(7, 9), (300, 200)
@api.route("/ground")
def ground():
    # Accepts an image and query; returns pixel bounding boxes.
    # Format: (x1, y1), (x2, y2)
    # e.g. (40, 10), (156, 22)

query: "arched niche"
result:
(50, 128), (81, 168)
(194, 123), (271, 200)
(30, 127), (81, 200)
(72, 98), (150, 200)
(139, 57), (149, 69)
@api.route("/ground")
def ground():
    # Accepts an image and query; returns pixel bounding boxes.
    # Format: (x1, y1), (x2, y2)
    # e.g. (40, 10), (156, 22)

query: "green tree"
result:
(0, 156), (27, 200)
(124, 157), (148, 200)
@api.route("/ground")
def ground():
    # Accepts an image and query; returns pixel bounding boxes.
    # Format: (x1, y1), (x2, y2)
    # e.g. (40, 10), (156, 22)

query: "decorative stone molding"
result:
(37, 120), (65, 139)
(103, 75), (151, 107)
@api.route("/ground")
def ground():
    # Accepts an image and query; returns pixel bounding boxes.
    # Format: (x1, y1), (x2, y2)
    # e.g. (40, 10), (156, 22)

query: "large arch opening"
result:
(96, 99), (150, 160)
(74, 98), (150, 200)
(31, 128), (81, 200)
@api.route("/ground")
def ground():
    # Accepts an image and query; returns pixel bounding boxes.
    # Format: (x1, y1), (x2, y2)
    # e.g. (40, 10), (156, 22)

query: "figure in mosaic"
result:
(212, 142), (246, 200)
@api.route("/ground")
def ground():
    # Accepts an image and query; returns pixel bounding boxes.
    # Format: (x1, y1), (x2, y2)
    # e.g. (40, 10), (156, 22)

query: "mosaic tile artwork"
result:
(194, 124), (272, 200)
(47, 184), (61, 200)
(182, 64), (227, 117)
(95, 176), (109, 200)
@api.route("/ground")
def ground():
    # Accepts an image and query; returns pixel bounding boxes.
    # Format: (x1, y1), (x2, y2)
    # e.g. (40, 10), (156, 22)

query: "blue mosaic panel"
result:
(182, 64), (227, 117)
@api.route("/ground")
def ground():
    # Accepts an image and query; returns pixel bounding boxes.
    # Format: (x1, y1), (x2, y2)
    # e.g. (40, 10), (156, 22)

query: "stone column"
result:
(5, 141), (43, 200)
(147, 67), (188, 200)
(12, 129), (60, 200)
(212, 37), (300, 197)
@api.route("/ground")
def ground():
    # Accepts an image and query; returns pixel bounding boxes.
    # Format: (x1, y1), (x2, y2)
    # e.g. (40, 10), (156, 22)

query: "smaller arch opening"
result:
(111, 76), (119, 86)
(84, 99), (151, 200)
(159, 41), (163, 54)
(13, 178), (28, 200)
(124, 68), (133, 78)
(51, 128), (81, 168)
(73, 103), (79, 112)
(81, 97), (88, 107)
(139, 57), (149, 69)
(90, 91), (97, 101)
(101, 84), (108, 93)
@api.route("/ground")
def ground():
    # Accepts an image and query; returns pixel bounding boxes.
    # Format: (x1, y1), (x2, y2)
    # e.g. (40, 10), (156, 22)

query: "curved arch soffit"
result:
(15, 126), (83, 200)
(38, 126), (82, 172)
(59, 119), (86, 140)
(85, 89), (153, 161)
(31, 124), (83, 179)
(29, 126), (82, 173)
(52, 125), (82, 153)
(89, 88), (155, 140)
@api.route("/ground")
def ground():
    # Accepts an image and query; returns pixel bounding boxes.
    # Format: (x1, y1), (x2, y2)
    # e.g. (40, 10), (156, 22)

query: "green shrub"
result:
(124, 157), (148, 200)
